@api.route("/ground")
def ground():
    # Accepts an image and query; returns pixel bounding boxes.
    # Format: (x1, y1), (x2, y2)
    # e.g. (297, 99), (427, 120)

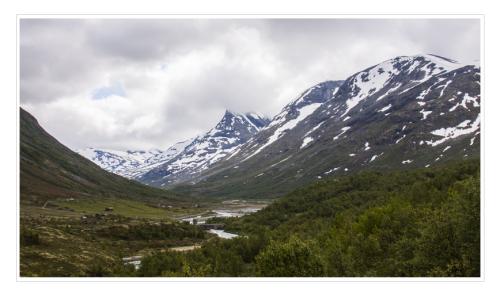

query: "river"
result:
(207, 229), (238, 239)
(180, 200), (267, 239)
(122, 201), (266, 269)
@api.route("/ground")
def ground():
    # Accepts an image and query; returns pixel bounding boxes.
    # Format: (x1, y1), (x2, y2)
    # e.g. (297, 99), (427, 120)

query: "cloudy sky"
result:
(20, 18), (480, 151)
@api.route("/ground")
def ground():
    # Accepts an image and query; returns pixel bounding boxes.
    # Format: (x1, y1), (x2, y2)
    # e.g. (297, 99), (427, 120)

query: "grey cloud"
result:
(20, 18), (480, 150)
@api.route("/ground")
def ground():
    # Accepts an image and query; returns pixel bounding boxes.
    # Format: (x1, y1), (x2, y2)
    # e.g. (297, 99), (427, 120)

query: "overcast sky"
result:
(20, 18), (480, 151)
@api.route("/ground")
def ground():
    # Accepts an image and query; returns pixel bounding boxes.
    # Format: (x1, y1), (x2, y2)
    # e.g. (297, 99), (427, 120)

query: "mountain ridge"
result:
(72, 54), (480, 200)
(76, 139), (192, 179)
(169, 54), (480, 198)
(137, 109), (271, 187)
(20, 108), (185, 204)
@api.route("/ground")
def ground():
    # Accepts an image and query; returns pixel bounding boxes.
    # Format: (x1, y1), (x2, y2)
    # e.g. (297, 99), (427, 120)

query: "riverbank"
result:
(178, 199), (268, 239)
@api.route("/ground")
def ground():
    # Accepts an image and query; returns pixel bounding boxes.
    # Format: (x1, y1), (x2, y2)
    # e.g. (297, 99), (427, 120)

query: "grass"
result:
(19, 196), (242, 277)
(54, 198), (186, 220)
(20, 224), (118, 277)
(21, 197), (207, 221)
(19, 198), (213, 277)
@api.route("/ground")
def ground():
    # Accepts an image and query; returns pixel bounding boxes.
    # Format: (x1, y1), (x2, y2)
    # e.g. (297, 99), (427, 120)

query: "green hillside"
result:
(20, 108), (209, 277)
(133, 159), (480, 277)
(20, 108), (186, 204)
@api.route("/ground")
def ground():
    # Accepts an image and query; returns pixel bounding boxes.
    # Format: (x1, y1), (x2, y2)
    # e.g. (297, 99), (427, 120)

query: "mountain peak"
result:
(222, 109), (268, 121)
(383, 54), (467, 73)
(214, 109), (269, 133)
(137, 109), (270, 186)
(295, 80), (344, 106)
(179, 54), (480, 199)
(223, 109), (238, 117)
(266, 80), (343, 130)
(76, 53), (480, 198)
(423, 53), (458, 63)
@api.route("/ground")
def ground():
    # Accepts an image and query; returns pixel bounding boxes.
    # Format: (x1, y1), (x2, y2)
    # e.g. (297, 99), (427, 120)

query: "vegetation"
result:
(130, 159), (480, 277)
(19, 84), (481, 277)
(20, 213), (209, 277)
(255, 236), (326, 277)
(20, 228), (40, 246)
(19, 108), (216, 277)
(20, 108), (188, 205)
(20, 155), (479, 277)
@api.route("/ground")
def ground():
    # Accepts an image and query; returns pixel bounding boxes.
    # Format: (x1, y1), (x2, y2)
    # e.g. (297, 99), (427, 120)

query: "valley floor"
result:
(20, 159), (480, 277)
(19, 198), (268, 277)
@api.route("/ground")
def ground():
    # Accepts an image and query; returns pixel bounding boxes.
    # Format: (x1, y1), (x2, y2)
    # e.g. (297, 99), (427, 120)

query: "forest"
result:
(108, 159), (480, 277)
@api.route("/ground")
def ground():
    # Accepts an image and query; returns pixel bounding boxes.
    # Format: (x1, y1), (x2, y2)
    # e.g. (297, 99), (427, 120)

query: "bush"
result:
(255, 235), (326, 277)
(20, 228), (40, 246)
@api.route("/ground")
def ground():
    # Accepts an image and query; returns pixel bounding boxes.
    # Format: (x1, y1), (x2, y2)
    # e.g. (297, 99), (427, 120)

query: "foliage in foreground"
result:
(19, 216), (207, 277)
(133, 160), (480, 277)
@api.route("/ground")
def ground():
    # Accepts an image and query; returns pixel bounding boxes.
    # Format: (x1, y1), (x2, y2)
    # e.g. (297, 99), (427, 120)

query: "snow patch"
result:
(420, 109), (432, 120)
(270, 156), (292, 168)
(300, 137), (314, 149)
(245, 102), (322, 160)
(439, 80), (453, 97)
(395, 134), (406, 144)
(304, 122), (325, 137)
(425, 114), (480, 146)
(376, 83), (402, 101)
(333, 126), (351, 140)
(378, 104), (392, 112)
(324, 167), (340, 175)
(342, 59), (403, 117)
(449, 93), (480, 112)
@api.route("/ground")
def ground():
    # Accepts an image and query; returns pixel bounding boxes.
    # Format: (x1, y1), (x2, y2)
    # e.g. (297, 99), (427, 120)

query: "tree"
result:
(255, 235), (326, 277)
(415, 176), (480, 276)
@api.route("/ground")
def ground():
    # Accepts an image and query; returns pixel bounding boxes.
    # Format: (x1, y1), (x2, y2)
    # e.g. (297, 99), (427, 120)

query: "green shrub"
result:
(20, 228), (40, 246)
(255, 235), (326, 277)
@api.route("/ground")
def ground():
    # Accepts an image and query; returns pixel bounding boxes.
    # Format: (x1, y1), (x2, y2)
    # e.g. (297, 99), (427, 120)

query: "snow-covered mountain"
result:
(76, 139), (191, 179)
(77, 54), (480, 199)
(232, 54), (478, 162)
(241, 80), (344, 161)
(174, 54), (480, 198)
(138, 110), (270, 186)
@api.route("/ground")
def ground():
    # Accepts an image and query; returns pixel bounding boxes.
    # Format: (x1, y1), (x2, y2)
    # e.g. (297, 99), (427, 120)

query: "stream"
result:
(123, 201), (267, 269)
(180, 200), (267, 239)
(207, 229), (238, 239)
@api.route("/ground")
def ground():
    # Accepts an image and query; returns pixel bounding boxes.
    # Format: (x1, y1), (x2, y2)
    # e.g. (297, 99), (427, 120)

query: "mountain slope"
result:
(20, 108), (185, 204)
(76, 139), (192, 179)
(138, 110), (270, 187)
(173, 55), (480, 199)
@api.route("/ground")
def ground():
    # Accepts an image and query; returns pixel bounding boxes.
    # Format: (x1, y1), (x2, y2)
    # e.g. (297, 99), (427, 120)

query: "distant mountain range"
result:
(77, 111), (270, 185)
(76, 139), (192, 179)
(76, 54), (480, 199)
(138, 111), (270, 186)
